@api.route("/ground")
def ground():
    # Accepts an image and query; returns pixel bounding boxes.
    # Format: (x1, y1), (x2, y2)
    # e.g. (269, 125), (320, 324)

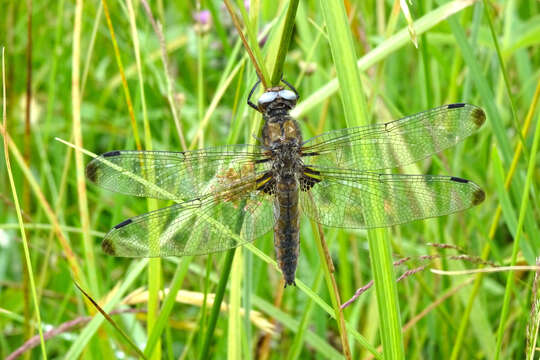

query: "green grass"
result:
(1, 0), (540, 359)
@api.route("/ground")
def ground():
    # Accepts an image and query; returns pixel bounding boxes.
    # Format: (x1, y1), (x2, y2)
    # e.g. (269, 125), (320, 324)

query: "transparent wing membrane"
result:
(300, 169), (485, 229)
(102, 184), (275, 257)
(86, 145), (270, 201)
(302, 104), (485, 170)
(87, 103), (485, 259)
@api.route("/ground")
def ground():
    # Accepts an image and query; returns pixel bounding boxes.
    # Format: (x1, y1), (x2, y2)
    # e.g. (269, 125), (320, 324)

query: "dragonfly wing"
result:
(86, 145), (270, 200)
(101, 179), (275, 257)
(302, 104), (485, 170)
(299, 168), (485, 228)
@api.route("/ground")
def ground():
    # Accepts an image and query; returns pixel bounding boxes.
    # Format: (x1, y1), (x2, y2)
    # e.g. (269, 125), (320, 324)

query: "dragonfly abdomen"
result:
(274, 176), (301, 287)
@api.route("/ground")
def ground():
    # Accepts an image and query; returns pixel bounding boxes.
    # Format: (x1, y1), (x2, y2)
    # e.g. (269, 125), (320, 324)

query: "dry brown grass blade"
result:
(223, 0), (268, 87)
(74, 282), (147, 359)
(315, 222), (352, 360)
(5, 308), (144, 360)
(72, 0), (97, 295)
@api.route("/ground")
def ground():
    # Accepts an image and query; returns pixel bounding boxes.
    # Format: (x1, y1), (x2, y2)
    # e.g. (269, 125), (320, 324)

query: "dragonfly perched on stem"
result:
(86, 79), (485, 286)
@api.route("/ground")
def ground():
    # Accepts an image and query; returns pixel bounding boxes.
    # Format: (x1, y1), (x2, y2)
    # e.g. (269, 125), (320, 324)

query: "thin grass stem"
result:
(494, 106), (540, 360)
(2, 47), (48, 360)
(451, 76), (540, 360)
(198, 248), (236, 360)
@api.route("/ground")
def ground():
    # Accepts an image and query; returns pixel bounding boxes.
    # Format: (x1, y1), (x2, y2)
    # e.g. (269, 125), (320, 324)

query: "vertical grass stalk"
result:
(2, 47), (48, 360)
(451, 77), (540, 360)
(140, 0), (188, 151)
(72, 0), (99, 298)
(23, 0), (34, 345)
(494, 111), (540, 359)
(101, 0), (142, 151)
(312, 222), (352, 359)
(125, 1), (162, 358)
(319, 0), (404, 358)
(198, 249), (237, 360)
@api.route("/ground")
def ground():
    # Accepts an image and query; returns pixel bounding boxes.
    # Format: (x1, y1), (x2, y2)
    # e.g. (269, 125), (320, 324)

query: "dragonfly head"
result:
(257, 87), (298, 114)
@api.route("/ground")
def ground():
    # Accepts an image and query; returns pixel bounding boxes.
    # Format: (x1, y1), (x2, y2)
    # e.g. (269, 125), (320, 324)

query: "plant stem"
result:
(270, 0), (299, 86)
(313, 222), (352, 359)
(198, 248), (237, 360)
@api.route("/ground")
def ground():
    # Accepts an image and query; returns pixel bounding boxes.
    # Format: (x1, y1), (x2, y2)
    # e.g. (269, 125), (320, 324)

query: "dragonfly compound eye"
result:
(258, 91), (278, 105)
(278, 89), (297, 101)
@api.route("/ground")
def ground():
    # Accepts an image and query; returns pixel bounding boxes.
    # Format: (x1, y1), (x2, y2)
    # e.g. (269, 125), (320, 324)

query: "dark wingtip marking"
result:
(450, 176), (469, 184)
(114, 218), (133, 229)
(472, 108), (486, 127)
(448, 103), (466, 109)
(101, 239), (116, 255)
(473, 189), (486, 205)
(103, 150), (121, 157)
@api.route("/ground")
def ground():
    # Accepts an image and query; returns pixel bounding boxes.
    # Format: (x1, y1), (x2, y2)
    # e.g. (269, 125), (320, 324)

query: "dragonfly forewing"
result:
(86, 145), (270, 201)
(302, 104), (485, 171)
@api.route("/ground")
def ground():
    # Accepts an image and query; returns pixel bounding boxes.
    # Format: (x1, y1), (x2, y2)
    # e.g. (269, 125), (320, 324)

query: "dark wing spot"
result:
(114, 218), (133, 229)
(471, 108), (486, 127)
(300, 167), (321, 191)
(85, 161), (98, 182)
(256, 172), (276, 195)
(447, 103), (466, 109)
(101, 239), (116, 255)
(450, 176), (468, 184)
(473, 188), (486, 205)
(103, 150), (122, 157)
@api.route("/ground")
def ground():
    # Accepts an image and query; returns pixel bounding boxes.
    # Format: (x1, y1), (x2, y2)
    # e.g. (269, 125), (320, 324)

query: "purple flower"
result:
(193, 10), (211, 26)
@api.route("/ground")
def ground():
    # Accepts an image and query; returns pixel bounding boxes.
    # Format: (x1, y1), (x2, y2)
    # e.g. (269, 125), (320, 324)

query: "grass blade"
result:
(198, 249), (236, 360)
(319, 0), (403, 358)
(2, 46), (48, 360)
(494, 110), (540, 359)
(269, 0), (299, 86)
(64, 260), (148, 359)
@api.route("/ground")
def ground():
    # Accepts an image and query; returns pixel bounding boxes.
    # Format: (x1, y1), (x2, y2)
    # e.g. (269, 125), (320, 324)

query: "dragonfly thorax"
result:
(271, 140), (303, 177)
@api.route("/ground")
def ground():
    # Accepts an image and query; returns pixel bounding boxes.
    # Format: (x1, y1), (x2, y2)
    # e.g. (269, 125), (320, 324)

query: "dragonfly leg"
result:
(281, 77), (299, 99)
(247, 79), (261, 111)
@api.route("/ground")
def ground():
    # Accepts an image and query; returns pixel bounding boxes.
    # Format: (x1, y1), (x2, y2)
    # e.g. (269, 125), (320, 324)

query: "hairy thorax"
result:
(262, 116), (304, 180)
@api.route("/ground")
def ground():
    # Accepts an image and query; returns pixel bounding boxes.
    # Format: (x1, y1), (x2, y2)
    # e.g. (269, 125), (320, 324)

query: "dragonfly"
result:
(86, 79), (486, 286)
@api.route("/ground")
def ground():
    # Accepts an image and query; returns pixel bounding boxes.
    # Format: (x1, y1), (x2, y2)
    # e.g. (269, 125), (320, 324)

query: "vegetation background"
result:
(1, 0), (539, 359)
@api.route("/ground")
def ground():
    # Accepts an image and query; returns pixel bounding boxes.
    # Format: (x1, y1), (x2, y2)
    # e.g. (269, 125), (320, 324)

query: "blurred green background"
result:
(1, 0), (539, 359)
